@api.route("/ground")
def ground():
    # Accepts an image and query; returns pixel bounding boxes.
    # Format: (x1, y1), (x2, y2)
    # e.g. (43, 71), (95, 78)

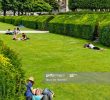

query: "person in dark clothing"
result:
(25, 77), (34, 100)
(92, 22), (99, 41)
(21, 33), (29, 40)
(5, 29), (13, 35)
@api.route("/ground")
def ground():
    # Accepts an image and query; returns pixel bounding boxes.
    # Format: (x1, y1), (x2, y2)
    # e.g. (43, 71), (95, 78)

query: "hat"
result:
(28, 77), (34, 82)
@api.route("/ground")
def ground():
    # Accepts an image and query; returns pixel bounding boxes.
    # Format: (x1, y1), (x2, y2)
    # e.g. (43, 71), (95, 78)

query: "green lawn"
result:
(0, 23), (110, 100)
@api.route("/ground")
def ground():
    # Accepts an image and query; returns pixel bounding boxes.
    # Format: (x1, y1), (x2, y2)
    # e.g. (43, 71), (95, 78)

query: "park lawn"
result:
(0, 24), (110, 99)
(0, 22), (35, 31)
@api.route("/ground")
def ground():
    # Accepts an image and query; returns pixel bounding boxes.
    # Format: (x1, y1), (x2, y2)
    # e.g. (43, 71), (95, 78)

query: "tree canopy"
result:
(0, 0), (53, 16)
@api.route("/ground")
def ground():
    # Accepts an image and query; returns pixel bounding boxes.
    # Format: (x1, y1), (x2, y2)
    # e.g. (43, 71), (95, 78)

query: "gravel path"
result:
(0, 30), (49, 33)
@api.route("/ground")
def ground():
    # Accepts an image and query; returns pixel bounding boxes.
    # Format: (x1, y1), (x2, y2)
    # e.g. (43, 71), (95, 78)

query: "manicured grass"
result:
(0, 22), (35, 31)
(0, 33), (110, 100)
(0, 23), (110, 100)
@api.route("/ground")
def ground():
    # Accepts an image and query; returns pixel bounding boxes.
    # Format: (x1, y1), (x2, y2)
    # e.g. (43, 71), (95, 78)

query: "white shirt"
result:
(89, 44), (95, 49)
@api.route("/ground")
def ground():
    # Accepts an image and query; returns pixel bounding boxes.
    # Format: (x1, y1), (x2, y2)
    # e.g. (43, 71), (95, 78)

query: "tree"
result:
(44, 0), (59, 11)
(32, 0), (52, 12)
(1, 0), (11, 16)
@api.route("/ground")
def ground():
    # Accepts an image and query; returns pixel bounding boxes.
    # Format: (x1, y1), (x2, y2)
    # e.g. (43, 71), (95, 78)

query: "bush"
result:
(0, 40), (25, 99)
(37, 15), (54, 30)
(21, 16), (39, 29)
(0, 16), (5, 22)
(0, 15), (54, 30)
(12, 16), (24, 26)
(4, 16), (13, 24)
(99, 14), (110, 46)
(0, 54), (16, 100)
(49, 14), (99, 40)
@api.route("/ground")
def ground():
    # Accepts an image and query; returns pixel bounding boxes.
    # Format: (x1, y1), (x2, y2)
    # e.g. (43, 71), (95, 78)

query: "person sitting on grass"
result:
(13, 32), (17, 40)
(16, 27), (21, 34)
(21, 33), (29, 40)
(5, 29), (13, 35)
(84, 43), (103, 51)
(13, 28), (17, 34)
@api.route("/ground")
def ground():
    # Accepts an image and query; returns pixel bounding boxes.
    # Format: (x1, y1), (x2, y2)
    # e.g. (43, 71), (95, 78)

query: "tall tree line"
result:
(0, 0), (59, 16)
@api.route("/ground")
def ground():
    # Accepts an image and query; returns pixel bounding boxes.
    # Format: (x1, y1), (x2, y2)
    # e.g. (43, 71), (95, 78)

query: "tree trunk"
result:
(13, 10), (16, 16)
(18, 11), (20, 16)
(21, 11), (24, 15)
(3, 9), (6, 16)
(24, 11), (27, 15)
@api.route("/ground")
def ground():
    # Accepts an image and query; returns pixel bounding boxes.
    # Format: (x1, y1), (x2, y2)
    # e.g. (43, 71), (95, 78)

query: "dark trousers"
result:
(41, 95), (52, 100)
(93, 47), (100, 50)
(26, 96), (32, 100)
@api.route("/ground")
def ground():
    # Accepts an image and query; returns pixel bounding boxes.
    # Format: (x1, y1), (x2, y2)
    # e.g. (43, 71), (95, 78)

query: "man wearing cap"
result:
(25, 77), (34, 100)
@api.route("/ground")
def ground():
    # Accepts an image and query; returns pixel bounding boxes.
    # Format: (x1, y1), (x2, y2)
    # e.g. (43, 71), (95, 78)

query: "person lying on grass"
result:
(25, 77), (34, 100)
(5, 29), (13, 35)
(32, 88), (43, 100)
(84, 43), (104, 51)
(32, 88), (54, 100)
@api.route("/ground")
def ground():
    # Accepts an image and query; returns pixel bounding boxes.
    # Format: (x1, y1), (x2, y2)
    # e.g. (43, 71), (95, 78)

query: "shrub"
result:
(49, 14), (99, 40)
(37, 15), (54, 30)
(0, 40), (25, 99)
(21, 16), (39, 29)
(10, 16), (24, 26)
(4, 16), (13, 24)
(99, 14), (110, 46)
(0, 15), (54, 30)
(0, 16), (5, 22)
(0, 54), (18, 100)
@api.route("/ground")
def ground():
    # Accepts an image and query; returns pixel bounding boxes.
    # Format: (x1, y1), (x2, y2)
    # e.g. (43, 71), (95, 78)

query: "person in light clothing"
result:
(84, 43), (103, 50)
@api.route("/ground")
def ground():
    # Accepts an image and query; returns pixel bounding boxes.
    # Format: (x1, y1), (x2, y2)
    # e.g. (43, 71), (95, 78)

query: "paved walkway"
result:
(0, 30), (49, 33)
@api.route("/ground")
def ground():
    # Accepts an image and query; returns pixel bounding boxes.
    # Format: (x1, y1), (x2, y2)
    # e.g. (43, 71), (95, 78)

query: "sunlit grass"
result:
(0, 32), (110, 100)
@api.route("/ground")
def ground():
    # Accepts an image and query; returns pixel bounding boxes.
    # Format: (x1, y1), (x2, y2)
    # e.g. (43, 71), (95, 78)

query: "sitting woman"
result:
(16, 27), (21, 34)
(13, 32), (17, 40)
(84, 43), (103, 50)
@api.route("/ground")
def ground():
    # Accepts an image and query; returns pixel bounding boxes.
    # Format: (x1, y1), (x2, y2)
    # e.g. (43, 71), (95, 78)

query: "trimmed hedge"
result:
(1, 14), (110, 46)
(37, 15), (54, 30)
(49, 14), (99, 40)
(21, 16), (39, 29)
(99, 14), (110, 46)
(0, 15), (54, 30)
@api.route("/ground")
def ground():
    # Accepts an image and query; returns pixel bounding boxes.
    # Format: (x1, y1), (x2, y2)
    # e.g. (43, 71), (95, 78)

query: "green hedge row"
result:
(49, 14), (99, 40)
(1, 14), (110, 46)
(0, 15), (54, 30)
(0, 40), (25, 100)
(49, 14), (110, 46)
(99, 15), (110, 46)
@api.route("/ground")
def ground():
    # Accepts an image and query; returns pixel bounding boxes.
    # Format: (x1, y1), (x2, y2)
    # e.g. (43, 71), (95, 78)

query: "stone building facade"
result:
(57, 0), (69, 12)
